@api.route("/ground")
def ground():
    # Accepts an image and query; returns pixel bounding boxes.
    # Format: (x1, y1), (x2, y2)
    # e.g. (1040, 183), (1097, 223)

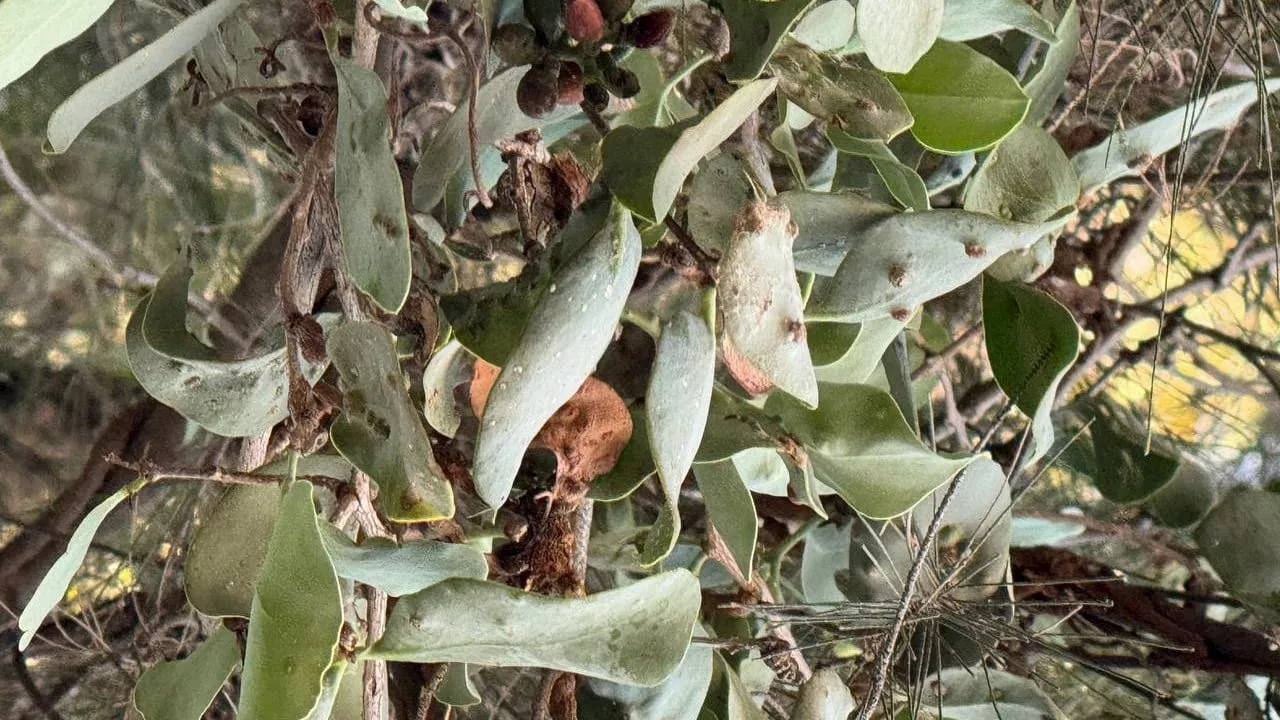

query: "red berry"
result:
(623, 8), (676, 49)
(563, 0), (605, 44)
(557, 62), (585, 105)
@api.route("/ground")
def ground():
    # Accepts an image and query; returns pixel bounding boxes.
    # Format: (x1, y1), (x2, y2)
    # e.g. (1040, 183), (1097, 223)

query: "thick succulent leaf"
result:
(370, 571), (702, 685)
(717, 0), (816, 81)
(939, 0), (1055, 43)
(778, 191), (898, 277)
(473, 204), (641, 507)
(982, 276), (1081, 464)
(1089, 417), (1180, 504)
(583, 635), (714, 720)
(306, 660), (362, 720)
(649, 312), (717, 502)
(643, 313), (716, 565)
(790, 0), (856, 52)
(413, 66), (578, 213)
(127, 294), (301, 438)
(710, 653), (768, 720)
(912, 457), (1010, 597)
(688, 154), (756, 257)
(0, 0), (115, 92)
(1024, 2), (1080, 124)
(807, 323), (862, 368)
(185, 483), (282, 618)
(18, 484), (135, 650)
(132, 627), (240, 720)
(801, 521), (851, 603)
(319, 524), (488, 596)
(813, 316), (911, 385)
(1146, 463), (1216, 529)
(966, 124), (1079, 223)
(771, 46), (913, 142)
(923, 668), (1065, 719)
(807, 210), (1067, 323)
(328, 322), (455, 521)
(1196, 490), (1280, 614)
(330, 47), (412, 313)
(857, 0), (943, 74)
(888, 40), (1030, 154)
(789, 668), (854, 720)
(719, 202), (819, 406)
(696, 459), (759, 577)
(1075, 78), (1280, 191)
(603, 78), (778, 221)
(440, 276), (544, 367)
(827, 129), (928, 211)
(734, 448), (791, 495)
(46, 0), (246, 153)
(422, 341), (472, 438)
(239, 481), (344, 720)
(769, 384), (978, 519)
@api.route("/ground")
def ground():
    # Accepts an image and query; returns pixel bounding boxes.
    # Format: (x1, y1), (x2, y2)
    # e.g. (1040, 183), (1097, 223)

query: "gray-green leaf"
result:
(185, 483), (282, 618)
(719, 202), (819, 406)
(696, 459), (759, 577)
(1024, 2), (1080, 125)
(827, 129), (928, 211)
(966, 124), (1079, 224)
(778, 190), (898, 277)
(771, 46), (913, 143)
(0, 0), (115, 93)
(132, 626), (240, 720)
(1075, 78), (1280, 192)
(46, 0), (246, 153)
(717, 0), (816, 81)
(319, 524), (488, 596)
(239, 481), (344, 720)
(1196, 490), (1280, 616)
(473, 204), (641, 508)
(939, 0), (1055, 43)
(769, 384), (979, 519)
(370, 571), (702, 686)
(18, 484), (135, 650)
(331, 47), (412, 313)
(857, 0), (943, 74)
(328, 321), (456, 522)
(807, 210), (1067, 323)
(789, 668), (854, 720)
(422, 341), (472, 438)
(602, 79), (778, 222)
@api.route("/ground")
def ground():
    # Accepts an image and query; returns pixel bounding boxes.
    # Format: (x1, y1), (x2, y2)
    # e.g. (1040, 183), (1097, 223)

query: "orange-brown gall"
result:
(890, 307), (912, 321)
(964, 241), (986, 258)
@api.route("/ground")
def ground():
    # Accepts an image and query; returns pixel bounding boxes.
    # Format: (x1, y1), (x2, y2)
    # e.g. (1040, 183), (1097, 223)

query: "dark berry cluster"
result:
(492, 0), (677, 118)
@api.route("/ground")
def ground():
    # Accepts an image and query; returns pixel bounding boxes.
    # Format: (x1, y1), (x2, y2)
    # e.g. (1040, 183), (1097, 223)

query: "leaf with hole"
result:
(888, 39), (1030, 154)
(239, 481), (344, 720)
(132, 626), (240, 720)
(857, 0), (943, 74)
(472, 203), (641, 508)
(602, 78), (778, 222)
(370, 570), (701, 685)
(982, 276), (1080, 464)
(45, 0), (246, 153)
(1074, 78), (1280, 192)
(330, 45), (412, 313)
(769, 384), (979, 518)
(807, 209), (1068, 323)
(0, 0), (115, 93)
(718, 202), (819, 406)
(328, 321), (456, 522)
(771, 46), (913, 143)
(938, 0), (1055, 43)
(319, 523), (488, 596)
(18, 483), (136, 650)
(827, 129), (928, 211)
(185, 483), (282, 618)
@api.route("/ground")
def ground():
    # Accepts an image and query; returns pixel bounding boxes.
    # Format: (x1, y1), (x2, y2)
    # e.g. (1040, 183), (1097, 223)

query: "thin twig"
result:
(434, 15), (492, 209)
(12, 644), (65, 720)
(854, 465), (976, 720)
